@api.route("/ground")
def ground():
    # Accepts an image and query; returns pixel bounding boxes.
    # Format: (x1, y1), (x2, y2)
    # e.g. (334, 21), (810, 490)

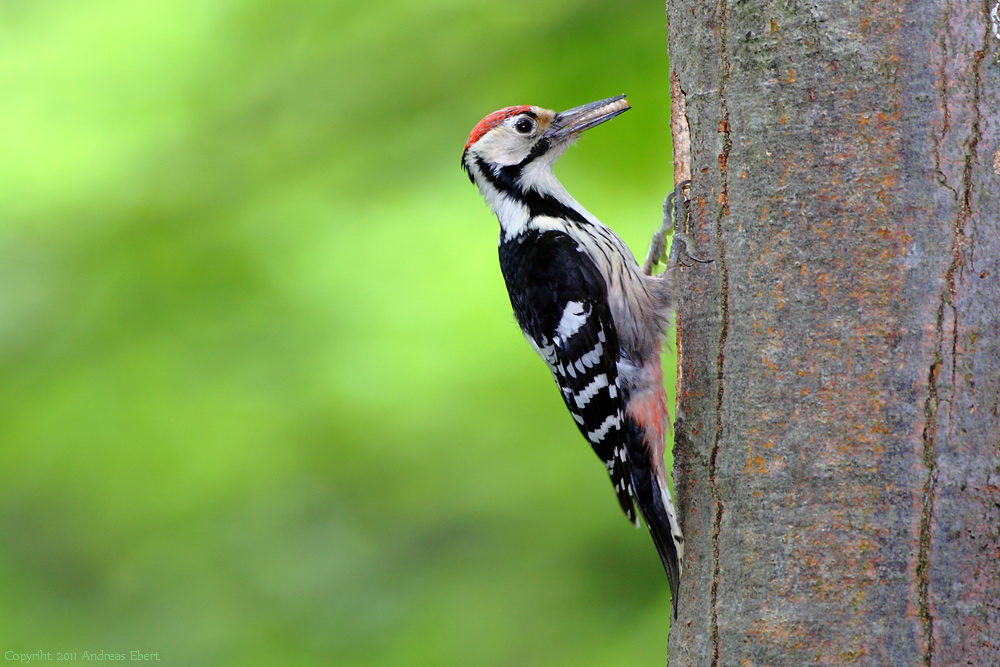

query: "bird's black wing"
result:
(499, 229), (636, 525)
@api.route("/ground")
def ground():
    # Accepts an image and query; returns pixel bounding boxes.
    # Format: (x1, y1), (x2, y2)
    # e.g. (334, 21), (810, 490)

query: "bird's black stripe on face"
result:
(517, 134), (551, 166)
(462, 148), (476, 183)
(474, 155), (588, 226)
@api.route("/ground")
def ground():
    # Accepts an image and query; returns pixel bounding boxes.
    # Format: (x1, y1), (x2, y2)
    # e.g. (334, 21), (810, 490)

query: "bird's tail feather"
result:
(624, 419), (682, 618)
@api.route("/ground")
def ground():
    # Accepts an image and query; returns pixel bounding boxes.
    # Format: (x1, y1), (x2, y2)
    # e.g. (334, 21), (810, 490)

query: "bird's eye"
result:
(513, 117), (535, 134)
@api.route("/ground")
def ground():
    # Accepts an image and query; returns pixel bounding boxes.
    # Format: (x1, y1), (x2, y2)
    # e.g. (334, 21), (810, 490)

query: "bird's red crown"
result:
(464, 105), (532, 151)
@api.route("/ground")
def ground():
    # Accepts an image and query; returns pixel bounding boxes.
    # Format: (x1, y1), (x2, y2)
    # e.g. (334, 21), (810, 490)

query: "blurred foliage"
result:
(0, 0), (677, 664)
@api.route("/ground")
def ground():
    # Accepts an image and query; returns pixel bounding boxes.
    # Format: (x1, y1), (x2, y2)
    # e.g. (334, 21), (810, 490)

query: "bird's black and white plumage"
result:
(461, 95), (684, 616)
(499, 228), (635, 523)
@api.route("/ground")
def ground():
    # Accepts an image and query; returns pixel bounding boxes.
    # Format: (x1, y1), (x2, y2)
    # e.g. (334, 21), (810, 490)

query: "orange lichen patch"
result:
(745, 455), (769, 474)
(869, 422), (890, 435)
(747, 615), (792, 649)
(840, 646), (867, 661)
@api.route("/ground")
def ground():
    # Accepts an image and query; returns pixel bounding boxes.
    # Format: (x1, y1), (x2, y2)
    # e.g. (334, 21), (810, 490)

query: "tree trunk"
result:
(665, 1), (1000, 664)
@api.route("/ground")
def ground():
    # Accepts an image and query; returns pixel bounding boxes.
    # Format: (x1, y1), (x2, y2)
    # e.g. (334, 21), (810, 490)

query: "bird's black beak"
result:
(544, 95), (630, 141)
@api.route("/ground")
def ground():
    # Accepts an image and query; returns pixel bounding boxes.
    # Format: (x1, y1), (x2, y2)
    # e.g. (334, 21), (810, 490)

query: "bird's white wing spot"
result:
(524, 333), (557, 365)
(587, 415), (618, 442)
(579, 340), (603, 369)
(573, 373), (609, 409)
(555, 301), (589, 340)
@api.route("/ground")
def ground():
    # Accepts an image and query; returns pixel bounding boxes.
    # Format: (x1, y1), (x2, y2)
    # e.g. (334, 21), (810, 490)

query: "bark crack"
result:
(916, 18), (985, 658)
(917, 345), (940, 667)
(931, 4), (958, 201)
(709, 1), (731, 665)
(961, 38), (985, 271)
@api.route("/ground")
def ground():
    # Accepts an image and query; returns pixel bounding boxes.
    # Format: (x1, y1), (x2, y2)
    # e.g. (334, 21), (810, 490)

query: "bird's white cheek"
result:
(477, 133), (531, 166)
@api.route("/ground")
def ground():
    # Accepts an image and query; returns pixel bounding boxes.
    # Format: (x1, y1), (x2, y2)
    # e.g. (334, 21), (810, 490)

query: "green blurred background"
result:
(0, 1), (678, 664)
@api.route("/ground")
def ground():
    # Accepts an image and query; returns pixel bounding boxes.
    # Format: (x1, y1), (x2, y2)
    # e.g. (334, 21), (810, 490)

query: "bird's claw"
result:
(643, 180), (712, 275)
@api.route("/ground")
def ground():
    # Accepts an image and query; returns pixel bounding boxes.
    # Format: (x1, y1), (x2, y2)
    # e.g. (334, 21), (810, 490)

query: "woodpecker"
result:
(462, 95), (683, 616)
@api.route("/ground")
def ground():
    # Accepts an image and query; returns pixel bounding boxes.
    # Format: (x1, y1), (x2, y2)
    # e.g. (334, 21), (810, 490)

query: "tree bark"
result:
(665, 1), (1000, 665)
